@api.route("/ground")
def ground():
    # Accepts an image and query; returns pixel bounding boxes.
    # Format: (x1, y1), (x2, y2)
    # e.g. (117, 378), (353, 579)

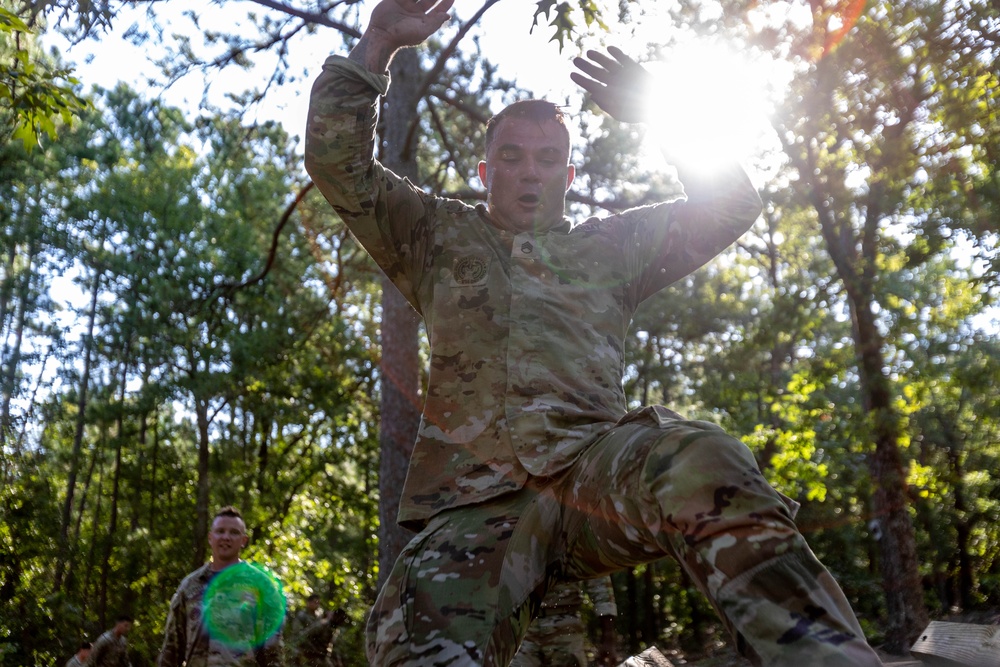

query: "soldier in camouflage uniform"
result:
(65, 641), (92, 667)
(304, 0), (885, 665)
(511, 577), (619, 667)
(87, 615), (132, 667)
(156, 507), (283, 667)
(286, 594), (346, 667)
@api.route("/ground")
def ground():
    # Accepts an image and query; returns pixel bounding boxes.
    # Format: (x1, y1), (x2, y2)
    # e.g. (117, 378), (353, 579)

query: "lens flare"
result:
(202, 561), (285, 652)
(640, 38), (780, 177)
(823, 0), (867, 57)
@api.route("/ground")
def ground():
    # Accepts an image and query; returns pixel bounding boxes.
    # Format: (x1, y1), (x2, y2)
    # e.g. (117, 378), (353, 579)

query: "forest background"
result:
(2, 0), (999, 665)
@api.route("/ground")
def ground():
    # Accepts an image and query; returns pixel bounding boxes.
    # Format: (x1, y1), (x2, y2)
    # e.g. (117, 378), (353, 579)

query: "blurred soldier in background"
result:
(65, 641), (92, 667)
(287, 594), (347, 667)
(511, 577), (619, 667)
(156, 506), (284, 667)
(87, 615), (132, 667)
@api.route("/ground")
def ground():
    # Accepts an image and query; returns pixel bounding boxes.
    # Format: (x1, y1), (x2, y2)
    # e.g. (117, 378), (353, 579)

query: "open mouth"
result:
(518, 194), (540, 206)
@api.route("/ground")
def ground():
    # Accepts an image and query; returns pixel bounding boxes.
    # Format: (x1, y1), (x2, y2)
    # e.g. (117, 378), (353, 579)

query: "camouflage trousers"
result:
(367, 408), (883, 667)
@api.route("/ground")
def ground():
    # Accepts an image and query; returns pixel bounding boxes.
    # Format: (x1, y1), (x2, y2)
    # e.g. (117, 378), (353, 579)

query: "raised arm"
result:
(570, 47), (760, 205)
(572, 46), (763, 299)
(349, 0), (454, 73)
(305, 0), (453, 314)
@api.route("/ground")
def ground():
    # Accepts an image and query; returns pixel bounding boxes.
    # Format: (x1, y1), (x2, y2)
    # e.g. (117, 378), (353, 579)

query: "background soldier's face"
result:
(208, 516), (248, 562)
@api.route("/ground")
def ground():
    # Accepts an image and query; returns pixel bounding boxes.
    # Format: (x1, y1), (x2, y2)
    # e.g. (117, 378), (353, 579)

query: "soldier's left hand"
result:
(571, 46), (653, 124)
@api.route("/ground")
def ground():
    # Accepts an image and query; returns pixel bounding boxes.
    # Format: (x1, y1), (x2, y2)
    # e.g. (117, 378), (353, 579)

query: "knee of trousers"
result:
(641, 421), (803, 556)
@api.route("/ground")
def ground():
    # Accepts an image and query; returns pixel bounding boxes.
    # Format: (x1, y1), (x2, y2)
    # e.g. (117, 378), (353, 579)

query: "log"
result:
(909, 621), (1000, 667)
(617, 646), (675, 667)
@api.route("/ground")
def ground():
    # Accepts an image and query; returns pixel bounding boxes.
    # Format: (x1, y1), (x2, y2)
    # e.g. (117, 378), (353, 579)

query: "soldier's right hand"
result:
(367, 0), (454, 51)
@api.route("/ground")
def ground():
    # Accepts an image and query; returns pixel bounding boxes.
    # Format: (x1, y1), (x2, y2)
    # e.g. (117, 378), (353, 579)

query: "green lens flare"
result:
(202, 562), (285, 652)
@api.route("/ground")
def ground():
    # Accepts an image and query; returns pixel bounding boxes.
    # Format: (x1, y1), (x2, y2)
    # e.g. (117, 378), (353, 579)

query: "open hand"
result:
(571, 46), (653, 124)
(367, 0), (454, 51)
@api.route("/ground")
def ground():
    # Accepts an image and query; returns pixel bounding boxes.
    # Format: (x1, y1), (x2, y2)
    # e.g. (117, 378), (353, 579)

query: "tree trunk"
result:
(947, 438), (975, 610)
(131, 401), (147, 531)
(148, 410), (160, 573)
(257, 415), (271, 495)
(841, 271), (927, 652)
(376, 46), (423, 586)
(66, 430), (100, 595)
(83, 437), (106, 624)
(54, 268), (102, 593)
(0, 223), (18, 334)
(195, 394), (212, 569)
(799, 121), (928, 649)
(99, 361), (129, 621)
(0, 234), (37, 453)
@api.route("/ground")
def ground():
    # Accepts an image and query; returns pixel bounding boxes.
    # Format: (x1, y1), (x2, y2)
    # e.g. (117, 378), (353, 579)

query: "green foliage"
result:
(532, 0), (614, 50)
(0, 79), (382, 664)
(0, 5), (88, 150)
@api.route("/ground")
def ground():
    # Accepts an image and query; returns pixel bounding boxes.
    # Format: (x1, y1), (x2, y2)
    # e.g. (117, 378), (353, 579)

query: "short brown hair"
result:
(214, 505), (243, 521)
(485, 100), (570, 153)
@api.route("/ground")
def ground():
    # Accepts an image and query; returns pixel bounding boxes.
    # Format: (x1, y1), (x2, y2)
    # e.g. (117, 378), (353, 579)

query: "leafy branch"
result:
(1, 6), (90, 150)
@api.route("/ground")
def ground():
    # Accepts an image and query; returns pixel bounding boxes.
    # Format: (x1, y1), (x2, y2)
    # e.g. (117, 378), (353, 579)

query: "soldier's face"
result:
(478, 117), (575, 233)
(208, 515), (248, 564)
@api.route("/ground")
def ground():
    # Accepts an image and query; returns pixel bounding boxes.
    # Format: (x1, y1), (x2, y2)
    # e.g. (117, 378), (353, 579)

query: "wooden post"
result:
(617, 647), (675, 667)
(909, 621), (1000, 667)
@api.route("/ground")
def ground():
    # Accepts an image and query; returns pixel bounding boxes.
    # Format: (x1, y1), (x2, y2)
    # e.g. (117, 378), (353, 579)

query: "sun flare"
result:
(639, 37), (787, 176)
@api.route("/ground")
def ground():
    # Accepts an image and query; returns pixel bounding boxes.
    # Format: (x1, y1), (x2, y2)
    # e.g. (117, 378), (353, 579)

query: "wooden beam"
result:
(617, 646), (676, 667)
(909, 621), (1000, 666)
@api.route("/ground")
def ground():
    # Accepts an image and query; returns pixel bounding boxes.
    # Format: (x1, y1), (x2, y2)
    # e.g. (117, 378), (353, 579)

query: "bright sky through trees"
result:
(48, 0), (796, 178)
(47, 0), (575, 136)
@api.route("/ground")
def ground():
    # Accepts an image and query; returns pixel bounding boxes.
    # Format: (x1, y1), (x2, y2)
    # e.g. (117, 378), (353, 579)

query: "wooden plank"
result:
(909, 621), (1000, 666)
(617, 646), (675, 667)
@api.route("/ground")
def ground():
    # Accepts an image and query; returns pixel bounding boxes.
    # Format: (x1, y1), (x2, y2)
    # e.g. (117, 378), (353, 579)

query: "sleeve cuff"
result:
(321, 55), (391, 96)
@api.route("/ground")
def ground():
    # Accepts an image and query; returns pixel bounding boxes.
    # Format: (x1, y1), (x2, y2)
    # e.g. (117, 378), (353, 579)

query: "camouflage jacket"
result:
(305, 56), (763, 528)
(157, 563), (283, 667)
(87, 630), (129, 667)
